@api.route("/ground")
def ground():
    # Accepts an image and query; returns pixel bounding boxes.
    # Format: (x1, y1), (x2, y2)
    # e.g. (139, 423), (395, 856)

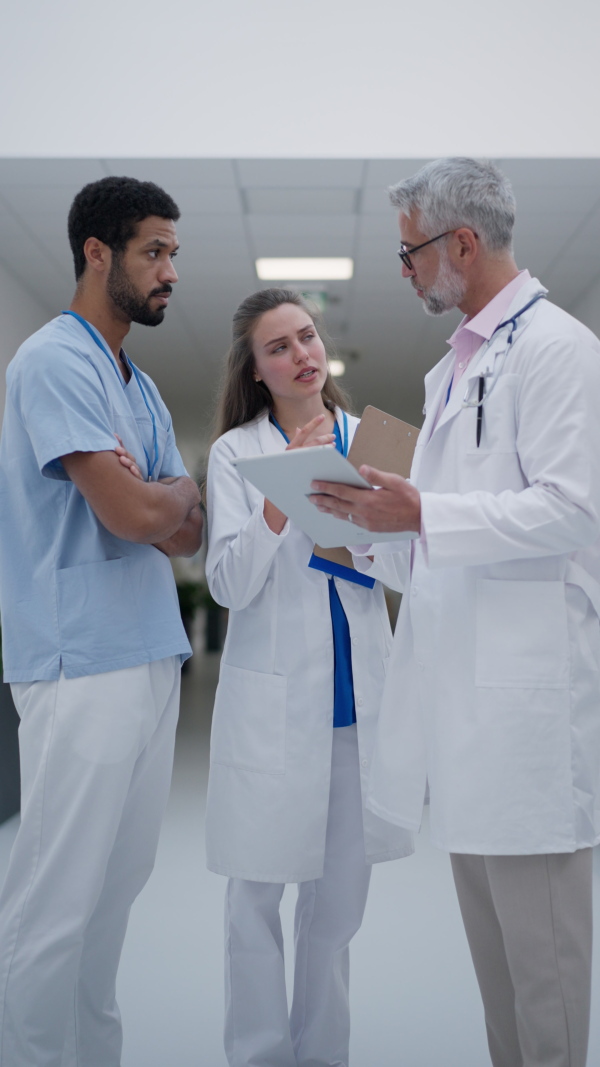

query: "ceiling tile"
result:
(250, 236), (354, 258)
(501, 159), (600, 188)
(0, 160), (107, 188)
(175, 213), (247, 240)
(363, 160), (432, 187)
(1, 185), (78, 220)
(171, 187), (243, 214)
(358, 212), (398, 239)
(236, 159), (364, 188)
(512, 186), (600, 216)
(361, 186), (397, 214)
(0, 224), (73, 285)
(246, 188), (358, 215)
(248, 214), (356, 241)
(104, 159), (237, 187)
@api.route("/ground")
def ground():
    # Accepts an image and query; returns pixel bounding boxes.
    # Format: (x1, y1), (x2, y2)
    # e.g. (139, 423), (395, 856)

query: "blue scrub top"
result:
(0, 313), (192, 682)
(270, 414), (356, 728)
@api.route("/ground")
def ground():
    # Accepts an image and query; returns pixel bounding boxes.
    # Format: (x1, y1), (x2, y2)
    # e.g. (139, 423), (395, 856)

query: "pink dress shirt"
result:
(446, 269), (532, 399)
(352, 269), (533, 559)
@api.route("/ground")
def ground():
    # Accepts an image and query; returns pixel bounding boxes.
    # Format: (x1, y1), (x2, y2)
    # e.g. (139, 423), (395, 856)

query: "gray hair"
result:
(389, 158), (516, 254)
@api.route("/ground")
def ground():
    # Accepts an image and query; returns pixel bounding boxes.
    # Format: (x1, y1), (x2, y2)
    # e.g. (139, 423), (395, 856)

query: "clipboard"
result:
(312, 407), (420, 568)
(348, 406), (419, 478)
(232, 408), (420, 551)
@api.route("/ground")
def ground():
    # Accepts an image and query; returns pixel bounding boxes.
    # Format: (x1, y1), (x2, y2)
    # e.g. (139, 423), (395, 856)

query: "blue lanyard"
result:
(61, 309), (160, 480)
(270, 409), (349, 457)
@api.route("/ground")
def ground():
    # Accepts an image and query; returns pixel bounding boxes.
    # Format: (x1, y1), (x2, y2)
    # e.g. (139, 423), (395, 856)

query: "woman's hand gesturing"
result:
(264, 414), (335, 533)
(285, 414), (335, 452)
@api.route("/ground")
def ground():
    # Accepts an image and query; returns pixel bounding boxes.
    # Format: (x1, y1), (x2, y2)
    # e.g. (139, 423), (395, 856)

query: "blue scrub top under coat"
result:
(269, 412), (356, 728)
(0, 313), (192, 682)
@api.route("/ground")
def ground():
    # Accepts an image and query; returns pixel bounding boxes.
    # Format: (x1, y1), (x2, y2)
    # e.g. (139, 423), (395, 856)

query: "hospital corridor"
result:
(0, 646), (597, 1067)
(2, 3), (600, 1062)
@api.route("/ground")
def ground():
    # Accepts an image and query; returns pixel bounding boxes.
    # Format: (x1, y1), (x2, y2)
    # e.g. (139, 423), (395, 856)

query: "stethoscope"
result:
(61, 309), (160, 479)
(460, 292), (547, 447)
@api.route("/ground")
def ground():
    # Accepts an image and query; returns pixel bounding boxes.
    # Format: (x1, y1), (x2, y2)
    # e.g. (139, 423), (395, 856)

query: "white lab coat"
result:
(204, 410), (413, 882)
(357, 277), (600, 855)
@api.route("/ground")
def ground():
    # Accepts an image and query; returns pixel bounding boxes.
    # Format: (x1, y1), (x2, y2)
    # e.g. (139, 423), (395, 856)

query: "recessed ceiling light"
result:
(256, 257), (354, 281)
(328, 359), (346, 377)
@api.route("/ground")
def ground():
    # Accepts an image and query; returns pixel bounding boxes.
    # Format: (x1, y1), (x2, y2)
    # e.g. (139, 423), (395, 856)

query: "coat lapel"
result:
(418, 276), (548, 450)
(411, 352), (454, 481)
(256, 410), (287, 455)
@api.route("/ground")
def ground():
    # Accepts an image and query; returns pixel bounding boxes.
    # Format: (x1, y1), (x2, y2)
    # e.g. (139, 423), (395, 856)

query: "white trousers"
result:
(224, 724), (372, 1067)
(0, 656), (180, 1067)
(451, 849), (594, 1067)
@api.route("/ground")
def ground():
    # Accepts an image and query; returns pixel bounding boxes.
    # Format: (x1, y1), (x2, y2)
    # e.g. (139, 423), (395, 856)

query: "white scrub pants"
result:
(0, 656), (180, 1067)
(224, 723), (372, 1067)
(451, 849), (593, 1067)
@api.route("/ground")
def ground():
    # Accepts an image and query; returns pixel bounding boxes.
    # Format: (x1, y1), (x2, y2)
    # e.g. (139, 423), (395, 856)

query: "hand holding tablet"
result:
(232, 407), (421, 548)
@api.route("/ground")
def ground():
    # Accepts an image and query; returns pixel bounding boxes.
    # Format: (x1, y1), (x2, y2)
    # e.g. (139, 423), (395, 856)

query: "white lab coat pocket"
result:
(210, 662), (287, 774)
(475, 579), (569, 688)
(465, 374), (519, 455)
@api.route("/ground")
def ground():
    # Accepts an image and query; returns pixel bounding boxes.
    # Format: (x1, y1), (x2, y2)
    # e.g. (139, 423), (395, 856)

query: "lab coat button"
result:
(361, 759), (368, 768)
(352, 636), (359, 646)
(417, 660), (425, 670)
(411, 587), (418, 597)
(357, 697), (364, 706)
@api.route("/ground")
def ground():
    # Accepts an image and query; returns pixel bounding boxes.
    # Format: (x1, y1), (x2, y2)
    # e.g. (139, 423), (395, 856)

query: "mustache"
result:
(149, 284), (173, 298)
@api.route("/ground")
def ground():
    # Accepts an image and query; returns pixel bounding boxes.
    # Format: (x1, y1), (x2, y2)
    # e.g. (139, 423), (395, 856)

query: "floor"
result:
(0, 653), (599, 1067)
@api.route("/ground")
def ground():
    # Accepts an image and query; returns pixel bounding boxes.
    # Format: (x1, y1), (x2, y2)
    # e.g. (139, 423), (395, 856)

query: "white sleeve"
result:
(422, 331), (600, 568)
(350, 541), (411, 592)
(205, 436), (289, 610)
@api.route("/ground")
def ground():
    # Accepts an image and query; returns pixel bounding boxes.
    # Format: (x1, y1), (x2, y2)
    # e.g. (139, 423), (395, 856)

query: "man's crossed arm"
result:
(61, 444), (203, 558)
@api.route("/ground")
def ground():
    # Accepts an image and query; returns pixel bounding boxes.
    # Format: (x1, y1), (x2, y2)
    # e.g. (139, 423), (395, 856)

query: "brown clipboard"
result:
(312, 407), (420, 571)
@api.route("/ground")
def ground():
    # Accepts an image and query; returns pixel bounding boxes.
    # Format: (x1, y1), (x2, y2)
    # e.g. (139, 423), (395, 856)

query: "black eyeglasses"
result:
(397, 231), (454, 270)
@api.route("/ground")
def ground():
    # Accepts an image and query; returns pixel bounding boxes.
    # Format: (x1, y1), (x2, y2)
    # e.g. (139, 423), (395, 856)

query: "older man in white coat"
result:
(311, 157), (600, 1067)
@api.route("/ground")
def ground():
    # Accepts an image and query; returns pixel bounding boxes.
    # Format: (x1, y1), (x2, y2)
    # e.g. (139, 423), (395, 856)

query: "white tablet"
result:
(232, 446), (417, 549)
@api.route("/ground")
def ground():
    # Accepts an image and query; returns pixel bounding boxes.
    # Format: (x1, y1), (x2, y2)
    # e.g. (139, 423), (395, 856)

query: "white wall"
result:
(1, 0), (599, 158)
(0, 261), (49, 423)
(570, 276), (600, 338)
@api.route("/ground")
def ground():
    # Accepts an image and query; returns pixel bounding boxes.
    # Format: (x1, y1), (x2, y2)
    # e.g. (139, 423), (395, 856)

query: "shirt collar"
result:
(447, 269), (532, 349)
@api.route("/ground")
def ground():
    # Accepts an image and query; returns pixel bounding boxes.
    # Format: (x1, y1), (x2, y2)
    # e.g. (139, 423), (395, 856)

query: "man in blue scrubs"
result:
(0, 176), (202, 1066)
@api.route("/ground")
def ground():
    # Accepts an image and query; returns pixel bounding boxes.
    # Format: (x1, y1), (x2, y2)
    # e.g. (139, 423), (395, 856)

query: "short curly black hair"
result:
(68, 176), (180, 280)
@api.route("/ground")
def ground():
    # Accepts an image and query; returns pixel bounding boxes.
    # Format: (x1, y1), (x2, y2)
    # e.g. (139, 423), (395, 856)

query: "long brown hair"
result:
(211, 288), (352, 443)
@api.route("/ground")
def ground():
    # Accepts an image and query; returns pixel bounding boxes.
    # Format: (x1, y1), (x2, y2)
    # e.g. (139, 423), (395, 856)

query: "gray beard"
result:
(419, 253), (467, 316)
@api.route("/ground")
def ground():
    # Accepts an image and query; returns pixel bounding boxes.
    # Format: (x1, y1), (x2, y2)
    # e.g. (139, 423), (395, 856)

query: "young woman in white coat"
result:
(204, 288), (413, 1067)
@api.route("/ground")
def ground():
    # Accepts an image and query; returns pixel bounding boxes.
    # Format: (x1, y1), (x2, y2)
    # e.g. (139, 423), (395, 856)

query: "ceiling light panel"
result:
(256, 257), (354, 280)
(328, 360), (346, 377)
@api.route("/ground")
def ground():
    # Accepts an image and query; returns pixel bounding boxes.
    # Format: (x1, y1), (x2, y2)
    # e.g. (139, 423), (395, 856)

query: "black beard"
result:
(107, 256), (171, 327)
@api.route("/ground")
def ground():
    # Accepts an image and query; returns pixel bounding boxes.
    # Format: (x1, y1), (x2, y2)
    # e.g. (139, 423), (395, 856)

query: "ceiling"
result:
(2, 158), (600, 457)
